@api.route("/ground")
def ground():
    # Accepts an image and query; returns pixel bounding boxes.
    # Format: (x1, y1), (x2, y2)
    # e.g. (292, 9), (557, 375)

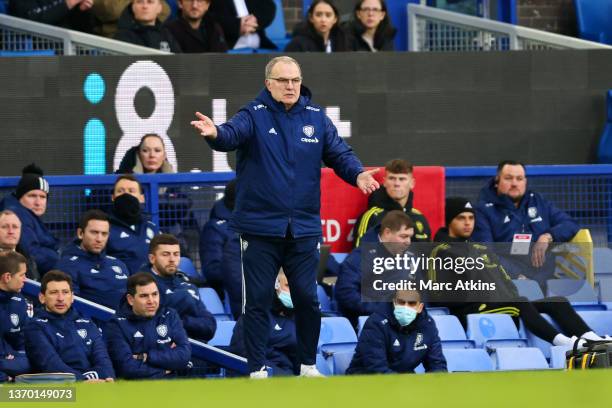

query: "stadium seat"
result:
(575, 0), (612, 45)
(593, 247), (612, 276)
(315, 354), (333, 376)
(317, 284), (338, 316)
(357, 316), (368, 337)
(576, 310), (612, 335)
(199, 287), (232, 321)
(431, 315), (476, 349)
(208, 320), (236, 347)
(546, 279), (604, 310)
(265, 0), (291, 51)
(442, 349), (494, 372)
(466, 314), (527, 349)
(494, 347), (549, 371)
(179, 257), (199, 279)
(599, 278), (612, 309)
(332, 253), (348, 263)
(318, 317), (358, 353)
(549, 345), (570, 369)
(332, 350), (355, 375)
(427, 306), (450, 315)
(512, 279), (544, 301)
(522, 313), (560, 359)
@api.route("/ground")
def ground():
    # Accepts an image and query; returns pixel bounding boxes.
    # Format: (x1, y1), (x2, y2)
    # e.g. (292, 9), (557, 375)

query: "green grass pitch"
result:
(8, 369), (611, 408)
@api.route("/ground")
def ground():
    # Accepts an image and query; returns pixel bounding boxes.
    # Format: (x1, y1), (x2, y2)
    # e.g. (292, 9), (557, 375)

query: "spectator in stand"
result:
(117, 134), (175, 176)
(0, 164), (59, 277)
(344, 0), (396, 52)
(24, 271), (115, 382)
(208, 0), (276, 50)
(114, 0), (181, 52)
(0, 210), (39, 281)
(54, 210), (130, 310)
(164, 0), (228, 53)
(106, 175), (160, 275)
(0, 252), (31, 382)
(92, 0), (171, 38)
(9, 0), (94, 33)
(285, 0), (351, 53)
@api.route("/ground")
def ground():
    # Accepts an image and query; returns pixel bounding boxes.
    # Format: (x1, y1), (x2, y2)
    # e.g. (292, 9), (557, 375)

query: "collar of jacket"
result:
(63, 240), (108, 262)
(368, 188), (414, 212)
(35, 306), (79, 322)
(256, 86), (313, 114)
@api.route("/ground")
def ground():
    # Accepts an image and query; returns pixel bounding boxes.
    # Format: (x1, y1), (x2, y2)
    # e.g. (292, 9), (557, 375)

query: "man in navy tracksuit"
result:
(336, 211), (416, 327)
(191, 56), (379, 377)
(230, 271), (299, 376)
(472, 160), (580, 288)
(144, 234), (216, 342)
(24, 271), (115, 382)
(347, 290), (447, 375)
(55, 210), (130, 310)
(105, 273), (192, 379)
(199, 179), (236, 298)
(0, 252), (31, 381)
(0, 164), (59, 276)
(106, 175), (160, 275)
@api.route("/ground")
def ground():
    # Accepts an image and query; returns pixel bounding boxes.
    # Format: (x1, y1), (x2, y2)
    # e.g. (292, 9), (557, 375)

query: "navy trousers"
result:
(240, 233), (320, 373)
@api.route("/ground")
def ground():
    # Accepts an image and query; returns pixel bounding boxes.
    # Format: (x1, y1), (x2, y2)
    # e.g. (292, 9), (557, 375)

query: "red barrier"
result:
(320, 166), (445, 252)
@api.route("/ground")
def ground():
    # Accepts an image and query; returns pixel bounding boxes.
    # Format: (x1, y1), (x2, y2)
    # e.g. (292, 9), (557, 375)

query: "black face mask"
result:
(113, 193), (142, 224)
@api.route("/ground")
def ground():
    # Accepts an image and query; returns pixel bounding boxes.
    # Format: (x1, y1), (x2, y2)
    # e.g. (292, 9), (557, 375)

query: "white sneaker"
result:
(569, 336), (587, 348)
(249, 368), (268, 379)
(300, 364), (325, 377)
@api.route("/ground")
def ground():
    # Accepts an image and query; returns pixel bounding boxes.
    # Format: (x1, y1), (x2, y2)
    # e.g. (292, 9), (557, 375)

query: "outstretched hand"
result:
(191, 112), (218, 139)
(356, 168), (381, 195)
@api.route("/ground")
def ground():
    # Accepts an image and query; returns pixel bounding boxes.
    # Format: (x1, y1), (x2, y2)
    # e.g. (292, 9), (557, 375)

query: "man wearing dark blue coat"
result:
(24, 270), (115, 382)
(105, 272), (192, 379)
(472, 160), (580, 288)
(55, 210), (130, 310)
(347, 290), (447, 375)
(0, 164), (59, 276)
(144, 234), (216, 342)
(106, 175), (160, 275)
(191, 56), (379, 378)
(0, 252), (31, 381)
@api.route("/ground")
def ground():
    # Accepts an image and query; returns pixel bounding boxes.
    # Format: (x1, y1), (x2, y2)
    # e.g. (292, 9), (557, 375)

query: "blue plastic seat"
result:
(431, 315), (475, 349)
(575, 0), (612, 45)
(522, 313), (559, 359)
(357, 315), (368, 337)
(317, 285), (338, 315)
(593, 247), (612, 276)
(546, 279), (604, 310)
(576, 310), (612, 335)
(208, 320), (236, 347)
(442, 349), (494, 372)
(495, 347), (549, 371)
(332, 350), (355, 375)
(599, 278), (612, 309)
(179, 257), (199, 278)
(265, 0), (291, 50)
(318, 317), (358, 353)
(198, 287), (232, 321)
(549, 345), (570, 369)
(466, 314), (527, 349)
(512, 279), (544, 301)
(427, 306), (450, 315)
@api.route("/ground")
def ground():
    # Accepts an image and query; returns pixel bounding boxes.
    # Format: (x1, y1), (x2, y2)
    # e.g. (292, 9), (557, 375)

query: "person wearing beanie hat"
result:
(428, 196), (610, 349)
(0, 164), (59, 276)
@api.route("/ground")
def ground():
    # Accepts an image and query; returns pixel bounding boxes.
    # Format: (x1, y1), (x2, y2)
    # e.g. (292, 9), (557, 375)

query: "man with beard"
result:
(164, 0), (228, 53)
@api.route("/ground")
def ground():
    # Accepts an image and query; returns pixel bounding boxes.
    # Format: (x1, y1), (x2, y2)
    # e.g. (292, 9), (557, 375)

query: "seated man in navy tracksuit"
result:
(336, 211), (416, 327)
(143, 234), (216, 342)
(0, 164), (59, 276)
(105, 273), (192, 379)
(347, 290), (447, 375)
(230, 271), (299, 376)
(0, 252), (31, 381)
(106, 175), (160, 274)
(55, 209), (130, 310)
(24, 270), (115, 382)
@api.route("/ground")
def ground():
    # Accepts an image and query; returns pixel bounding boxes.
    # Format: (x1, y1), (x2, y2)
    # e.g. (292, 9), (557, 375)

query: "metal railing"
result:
(408, 3), (612, 52)
(0, 14), (170, 56)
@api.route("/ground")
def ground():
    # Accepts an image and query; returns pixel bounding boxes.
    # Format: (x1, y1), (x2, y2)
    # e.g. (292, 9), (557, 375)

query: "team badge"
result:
(528, 207), (538, 218)
(157, 324), (168, 337)
(302, 125), (315, 137)
(77, 329), (88, 339)
(10, 314), (19, 327)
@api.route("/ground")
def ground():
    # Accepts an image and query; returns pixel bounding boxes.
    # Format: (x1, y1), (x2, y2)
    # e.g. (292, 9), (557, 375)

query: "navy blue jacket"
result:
(24, 307), (114, 380)
(347, 304), (447, 374)
(473, 178), (580, 244)
(207, 86), (364, 238)
(144, 268), (217, 342)
(55, 241), (130, 310)
(199, 199), (233, 286)
(0, 290), (30, 379)
(229, 300), (298, 376)
(0, 194), (59, 275)
(104, 301), (191, 379)
(106, 212), (159, 275)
